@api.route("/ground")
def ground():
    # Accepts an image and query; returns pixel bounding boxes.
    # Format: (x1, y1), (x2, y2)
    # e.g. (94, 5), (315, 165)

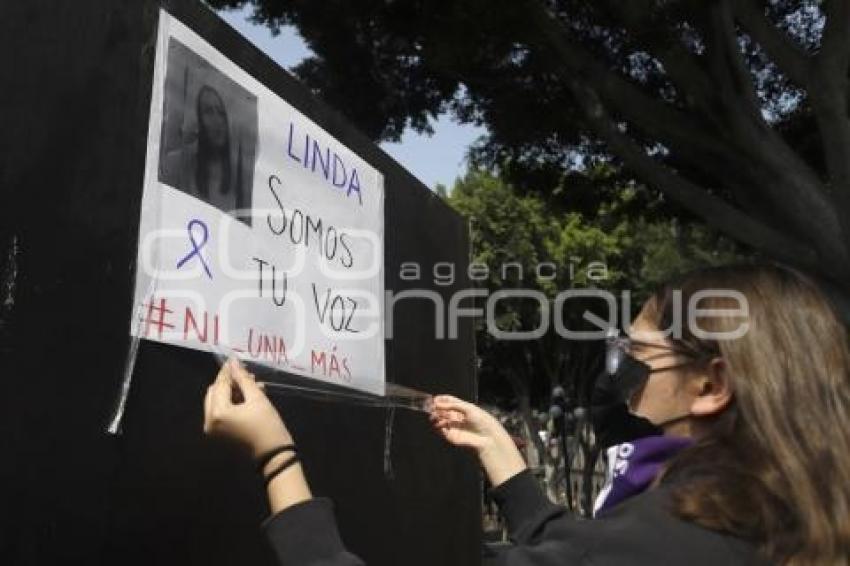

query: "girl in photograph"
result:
(162, 84), (247, 216)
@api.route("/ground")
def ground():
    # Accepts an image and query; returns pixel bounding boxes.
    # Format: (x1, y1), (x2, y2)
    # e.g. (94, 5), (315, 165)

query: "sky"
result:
(216, 6), (487, 191)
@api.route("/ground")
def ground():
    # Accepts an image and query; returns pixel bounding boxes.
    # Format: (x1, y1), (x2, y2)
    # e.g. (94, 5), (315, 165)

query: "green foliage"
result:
(447, 169), (750, 409)
(628, 219), (750, 300)
(591, 176), (751, 304)
(450, 169), (624, 291)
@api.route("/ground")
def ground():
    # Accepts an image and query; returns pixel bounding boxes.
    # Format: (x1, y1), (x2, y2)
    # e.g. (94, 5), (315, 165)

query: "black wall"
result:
(0, 2), (480, 565)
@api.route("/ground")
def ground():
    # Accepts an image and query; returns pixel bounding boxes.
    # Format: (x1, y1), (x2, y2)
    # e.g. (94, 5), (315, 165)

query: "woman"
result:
(161, 84), (246, 216)
(203, 263), (850, 564)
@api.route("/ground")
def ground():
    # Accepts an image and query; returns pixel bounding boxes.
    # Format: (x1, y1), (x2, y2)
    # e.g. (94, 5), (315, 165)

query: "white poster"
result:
(132, 10), (385, 394)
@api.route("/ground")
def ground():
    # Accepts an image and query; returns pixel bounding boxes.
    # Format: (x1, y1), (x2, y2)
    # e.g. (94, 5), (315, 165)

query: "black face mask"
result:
(589, 356), (662, 449)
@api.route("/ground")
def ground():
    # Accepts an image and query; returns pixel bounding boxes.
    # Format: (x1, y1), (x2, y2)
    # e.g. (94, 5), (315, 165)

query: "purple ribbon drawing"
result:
(176, 219), (212, 279)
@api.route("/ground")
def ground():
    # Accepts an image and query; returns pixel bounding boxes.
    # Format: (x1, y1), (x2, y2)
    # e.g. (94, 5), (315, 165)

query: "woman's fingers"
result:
(229, 359), (262, 401)
(430, 407), (466, 426)
(208, 373), (233, 418)
(432, 395), (477, 417)
(215, 357), (234, 385)
(203, 386), (213, 433)
(430, 410), (485, 447)
(432, 394), (465, 408)
(429, 412), (451, 427)
(428, 396), (492, 451)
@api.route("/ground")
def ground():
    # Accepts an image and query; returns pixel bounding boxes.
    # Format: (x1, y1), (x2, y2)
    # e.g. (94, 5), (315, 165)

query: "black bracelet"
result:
(264, 454), (300, 487)
(255, 444), (296, 474)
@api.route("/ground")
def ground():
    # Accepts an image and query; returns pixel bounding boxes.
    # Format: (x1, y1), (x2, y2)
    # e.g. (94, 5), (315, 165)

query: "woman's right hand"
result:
(429, 395), (527, 487)
(203, 358), (293, 461)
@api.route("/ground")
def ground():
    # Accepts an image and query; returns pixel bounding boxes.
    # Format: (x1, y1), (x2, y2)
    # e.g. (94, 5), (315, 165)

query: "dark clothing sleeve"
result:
(263, 498), (365, 566)
(263, 471), (763, 566)
(485, 469), (765, 566)
(485, 470), (589, 565)
(490, 469), (568, 543)
(260, 472), (581, 566)
(260, 471), (575, 566)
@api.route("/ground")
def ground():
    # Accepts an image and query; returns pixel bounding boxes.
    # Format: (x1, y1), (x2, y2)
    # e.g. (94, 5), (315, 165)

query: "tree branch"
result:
(703, 0), (764, 122)
(731, 0), (850, 219)
(732, 0), (850, 248)
(732, 0), (810, 86)
(703, 2), (848, 270)
(818, 0), (850, 71)
(527, 0), (812, 224)
(527, 0), (844, 269)
(809, 0), (850, 241)
(598, 2), (813, 233)
(570, 81), (821, 272)
(524, 0), (730, 166)
(598, 0), (722, 121)
(698, 1), (819, 212)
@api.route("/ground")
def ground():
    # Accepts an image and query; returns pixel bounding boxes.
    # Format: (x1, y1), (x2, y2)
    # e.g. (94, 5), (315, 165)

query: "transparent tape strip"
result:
(209, 344), (434, 414)
(210, 343), (417, 479)
(106, 286), (434, 434)
(107, 278), (157, 435)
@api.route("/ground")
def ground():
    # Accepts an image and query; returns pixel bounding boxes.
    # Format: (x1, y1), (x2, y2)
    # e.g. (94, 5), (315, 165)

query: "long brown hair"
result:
(644, 263), (850, 564)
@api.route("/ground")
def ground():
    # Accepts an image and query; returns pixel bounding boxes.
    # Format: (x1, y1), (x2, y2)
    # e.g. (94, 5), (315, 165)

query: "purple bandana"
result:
(593, 435), (693, 517)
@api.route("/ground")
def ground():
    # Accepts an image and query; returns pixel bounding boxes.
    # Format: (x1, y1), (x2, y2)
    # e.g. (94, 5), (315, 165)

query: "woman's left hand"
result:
(429, 395), (528, 487)
(203, 358), (293, 459)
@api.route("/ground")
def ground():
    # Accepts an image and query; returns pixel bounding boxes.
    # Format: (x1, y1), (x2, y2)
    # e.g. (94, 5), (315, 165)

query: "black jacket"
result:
(263, 469), (767, 565)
